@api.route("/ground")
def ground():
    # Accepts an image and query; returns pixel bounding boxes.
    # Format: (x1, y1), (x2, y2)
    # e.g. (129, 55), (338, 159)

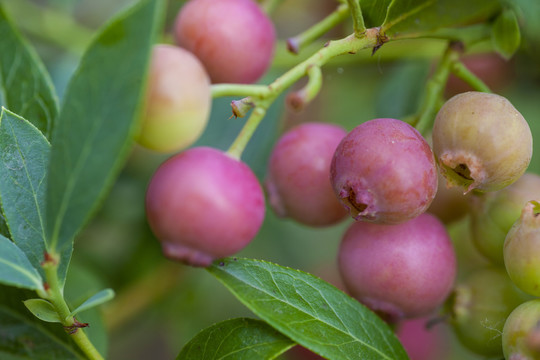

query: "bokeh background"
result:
(2, 0), (540, 359)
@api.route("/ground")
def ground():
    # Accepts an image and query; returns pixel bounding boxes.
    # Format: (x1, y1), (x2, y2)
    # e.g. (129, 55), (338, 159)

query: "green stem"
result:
(413, 42), (460, 135)
(286, 65), (323, 110)
(211, 84), (269, 98)
(286, 3), (349, 54)
(227, 106), (267, 159)
(346, 0), (366, 36)
(451, 61), (492, 93)
(42, 253), (104, 360)
(224, 30), (379, 158)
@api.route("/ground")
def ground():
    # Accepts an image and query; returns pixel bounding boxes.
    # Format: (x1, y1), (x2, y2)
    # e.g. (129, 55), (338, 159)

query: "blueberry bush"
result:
(1, 0), (540, 359)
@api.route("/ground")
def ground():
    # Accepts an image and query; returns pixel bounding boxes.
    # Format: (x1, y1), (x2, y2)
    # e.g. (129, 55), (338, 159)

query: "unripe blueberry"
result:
(447, 267), (531, 357)
(471, 173), (540, 265)
(503, 299), (540, 360)
(504, 201), (540, 296)
(330, 118), (438, 224)
(338, 213), (456, 321)
(145, 147), (265, 267)
(265, 122), (348, 227)
(427, 173), (470, 224)
(174, 0), (276, 84)
(137, 44), (211, 153)
(432, 92), (532, 193)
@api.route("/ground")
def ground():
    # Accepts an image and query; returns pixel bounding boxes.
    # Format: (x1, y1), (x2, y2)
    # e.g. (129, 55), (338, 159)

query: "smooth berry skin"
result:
(432, 92), (532, 193)
(449, 267), (531, 357)
(145, 147), (265, 267)
(330, 118), (438, 224)
(396, 317), (447, 360)
(137, 45), (211, 153)
(504, 201), (540, 296)
(502, 299), (540, 360)
(338, 213), (456, 320)
(174, 0), (276, 84)
(265, 122), (348, 227)
(470, 173), (540, 265)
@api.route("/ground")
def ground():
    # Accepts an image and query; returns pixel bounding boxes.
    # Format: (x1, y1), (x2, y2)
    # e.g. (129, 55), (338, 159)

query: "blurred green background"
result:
(1, 0), (540, 359)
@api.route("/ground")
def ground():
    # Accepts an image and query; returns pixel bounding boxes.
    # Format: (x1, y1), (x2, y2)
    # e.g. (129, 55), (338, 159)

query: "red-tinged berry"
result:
(338, 213), (456, 321)
(145, 147), (265, 267)
(330, 118), (438, 224)
(265, 122), (348, 227)
(174, 0), (275, 84)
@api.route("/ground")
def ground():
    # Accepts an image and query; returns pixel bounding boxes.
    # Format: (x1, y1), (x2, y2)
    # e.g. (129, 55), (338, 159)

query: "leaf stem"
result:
(346, 0), (366, 36)
(42, 252), (104, 360)
(413, 42), (460, 135)
(450, 60), (492, 93)
(286, 3), (350, 54)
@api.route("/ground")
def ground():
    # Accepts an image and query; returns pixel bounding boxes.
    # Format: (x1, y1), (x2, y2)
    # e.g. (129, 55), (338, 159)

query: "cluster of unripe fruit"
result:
(137, 0), (539, 358)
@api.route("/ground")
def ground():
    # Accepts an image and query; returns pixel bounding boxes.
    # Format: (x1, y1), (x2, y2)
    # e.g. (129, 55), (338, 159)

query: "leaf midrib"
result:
(212, 263), (395, 360)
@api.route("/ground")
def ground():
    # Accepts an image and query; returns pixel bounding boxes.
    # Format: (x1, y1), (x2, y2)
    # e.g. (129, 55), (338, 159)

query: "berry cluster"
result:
(138, 0), (537, 358)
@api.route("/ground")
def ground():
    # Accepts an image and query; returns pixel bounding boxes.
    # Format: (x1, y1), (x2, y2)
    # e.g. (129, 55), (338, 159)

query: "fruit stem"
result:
(413, 42), (460, 135)
(224, 30), (379, 159)
(41, 251), (104, 360)
(211, 84), (269, 98)
(286, 65), (322, 110)
(451, 60), (492, 93)
(346, 0), (366, 37)
(227, 106), (267, 159)
(286, 3), (349, 54)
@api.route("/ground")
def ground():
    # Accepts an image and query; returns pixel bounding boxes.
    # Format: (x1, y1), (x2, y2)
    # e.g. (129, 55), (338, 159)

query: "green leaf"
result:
(45, 0), (164, 254)
(381, 0), (500, 38)
(0, 285), (82, 359)
(0, 234), (42, 291)
(69, 288), (114, 318)
(0, 4), (58, 138)
(22, 299), (60, 323)
(177, 318), (295, 360)
(207, 258), (408, 360)
(0, 108), (49, 275)
(361, 0), (392, 28)
(492, 8), (521, 59)
(0, 211), (9, 239)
